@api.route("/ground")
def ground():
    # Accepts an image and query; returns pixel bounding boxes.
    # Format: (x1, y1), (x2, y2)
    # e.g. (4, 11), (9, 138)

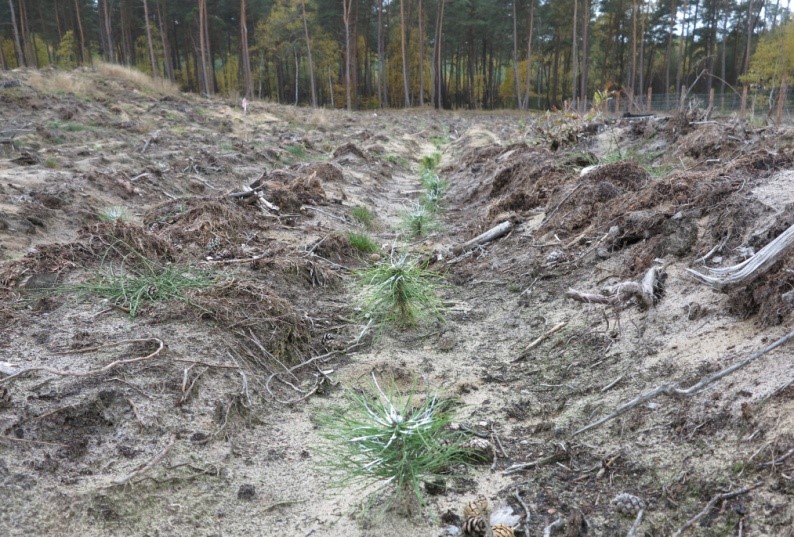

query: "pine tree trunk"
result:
(629, 0), (637, 103)
(18, 0), (35, 67)
(158, 1), (174, 81)
(512, 0), (520, 108)
(300, 0), (317, 107)
(580, 0), (589, 111)
(198, 0), (209, 94)
(523, 0), (535, 109)
(433, 0), (446, 109)
(377, 0), (385, 107)
(571, 0), (579, 109)
(73, 0), (88, 65)
(8, 0), (25, 67)
(343, 0), (353, 110)
(143, 0), (158, 77)
(418, 0), (425, 106)
(240, 0), (254, 99)
(400, 0), (410, 107)
(665, 0), (675, 97)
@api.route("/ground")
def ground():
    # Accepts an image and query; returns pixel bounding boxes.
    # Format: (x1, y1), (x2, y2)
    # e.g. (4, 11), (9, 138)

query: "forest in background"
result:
(0, 0), (791, 111)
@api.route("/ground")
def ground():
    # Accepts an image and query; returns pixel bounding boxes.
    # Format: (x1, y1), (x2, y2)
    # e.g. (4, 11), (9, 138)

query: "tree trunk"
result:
(400, 0), (411, 107)
(580, 0), (590, 112)
(433, 0), (446, 109)
(198, 0), (210, 94)
(629, 0), (637, 101)
(571, 0), (579, 109)
(377, 0), (385, 107)
(18, 0), (35, 67)
(523, 0), (535, 109)
(300, 0), (317, 107)
(73, 0), (88, 65)
(99, 0), (115, 63)
(512, 0), (521, 108)
(343, 0), (353, 110)
(157, 1), (174, 81)
(418, 0), (425, 106)
(143, 0), (158, 77)
(665, 0), (675, 96)
(8, 0), (25, 67)
(240, 0), (254, 99)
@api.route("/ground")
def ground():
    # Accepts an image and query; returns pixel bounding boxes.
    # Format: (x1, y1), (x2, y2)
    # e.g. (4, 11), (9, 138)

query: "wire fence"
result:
(597, 91), (794, 119)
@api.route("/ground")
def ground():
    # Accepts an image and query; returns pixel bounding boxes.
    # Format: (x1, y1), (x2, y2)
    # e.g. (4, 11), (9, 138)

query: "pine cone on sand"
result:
(611, 492), (646, 517)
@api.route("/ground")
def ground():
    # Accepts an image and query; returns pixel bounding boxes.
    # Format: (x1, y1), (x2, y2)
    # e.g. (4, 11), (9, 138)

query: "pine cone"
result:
(491, 523), (516, 537)
(462, 495), (489, 519)
(611, 492), (646, 517)
(461, 515), (487, 536)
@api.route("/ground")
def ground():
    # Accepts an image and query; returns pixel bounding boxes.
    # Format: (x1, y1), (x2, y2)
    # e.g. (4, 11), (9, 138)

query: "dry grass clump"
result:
(27, 70), (93, 96)
(95, 62), (180, 96)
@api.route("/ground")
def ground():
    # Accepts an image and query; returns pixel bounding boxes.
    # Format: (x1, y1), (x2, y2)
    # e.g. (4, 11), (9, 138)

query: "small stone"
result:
(237, 484), (256, 501)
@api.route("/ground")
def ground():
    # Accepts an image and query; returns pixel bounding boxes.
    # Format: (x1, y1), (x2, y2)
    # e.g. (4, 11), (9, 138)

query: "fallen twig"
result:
(543, 517), (564, 537)
(265, 340), (364, 404)
(574, 329), (794, 436)
(452, 221), (513, 255)
(626, 509), (644, 537)
(671, 481), (763, 537)
(503, 445), (570, 475)
(513, 489), (532, 537)
(112, 433), (177, 486)
(522, 321), (567, 353)
(759, 448), (794, 468)
(0, 338), (165, 385)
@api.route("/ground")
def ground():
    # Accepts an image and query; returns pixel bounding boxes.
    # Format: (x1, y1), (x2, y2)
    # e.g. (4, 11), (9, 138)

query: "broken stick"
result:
(573, 329), (794, 436)
(452, 221), (513, 255)
(671, 481), (763, 537)
(513, 321), (567, 362)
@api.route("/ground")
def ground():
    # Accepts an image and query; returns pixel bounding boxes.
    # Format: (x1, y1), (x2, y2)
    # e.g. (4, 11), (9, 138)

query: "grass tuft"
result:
(316, 376), (472, 515)
(348, 232), (379, 254)
(351, 206), (376, 229)
(354, 254), (444, 328)
(286, 144), (307, 160)
(60, 241), (211, 318)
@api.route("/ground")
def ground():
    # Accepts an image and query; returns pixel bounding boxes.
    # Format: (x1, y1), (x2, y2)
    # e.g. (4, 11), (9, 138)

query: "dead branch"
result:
(513, 489), (532, 537)
(626, 509), (645, 537)
(567, 266), (663, 309)
(112, 433), (176, 486)
(759, 448), (794, 468)
(513, 322), (567, 362)
(574, 329), (794, 436)
(524, 321), (567, 352)
(0, 338), (165, 385)
(671, 481), (763, 537)
(265, 340), (365, 404)
(687, 223), (794, 288)
(503, 445), (570, 475)
(452, 221), (513, 255)
(543, 517), (564, 537)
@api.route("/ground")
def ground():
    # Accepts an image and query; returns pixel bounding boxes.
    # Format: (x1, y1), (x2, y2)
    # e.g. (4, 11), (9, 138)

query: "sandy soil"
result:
(1, 68), (793, 537)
